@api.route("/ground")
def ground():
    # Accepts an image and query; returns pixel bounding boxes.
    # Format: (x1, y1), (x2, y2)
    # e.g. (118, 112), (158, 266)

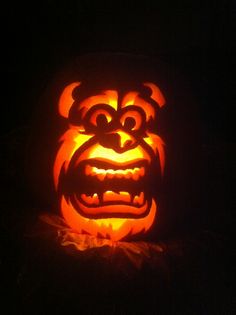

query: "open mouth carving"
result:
(67, 159), (152, 219)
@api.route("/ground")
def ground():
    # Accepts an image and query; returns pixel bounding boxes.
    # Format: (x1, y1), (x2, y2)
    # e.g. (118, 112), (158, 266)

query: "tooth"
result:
(85, 165), (92, 176)
(81, 193), (94, 205)
(139, 192), (144, 205)
(92, 193), (99, 205)
(88, 196), (94, 204)
(120, 191), (131, 203)
(103, 191), (131, 203)
(125, 170), (132, 179)
(133, 192), (145, 205)
(130, 193), (135, 204)
(95, 167), (105, 174)
(133, 195), (140, 205)
(116, 171), (123, 178)
(107, 169), (114, 179)
(97, 173), (106, 181)
(103, 190), (113, 202)
(91, 166), (98, 176)
(132, 171), (139, 181)
(81, 193), (87, 202)
(140, 167), (145, 176)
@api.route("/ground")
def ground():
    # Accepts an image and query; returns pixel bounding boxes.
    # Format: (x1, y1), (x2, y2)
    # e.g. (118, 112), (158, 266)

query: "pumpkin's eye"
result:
(83, 104), (116, 133)
(120, 110), (143, 131)
(90, 110), (112, 127)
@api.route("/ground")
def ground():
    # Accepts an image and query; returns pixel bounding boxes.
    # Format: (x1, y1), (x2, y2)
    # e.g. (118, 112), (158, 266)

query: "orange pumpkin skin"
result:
(53, 81), (166, 241)
(26, 54), (202, 242)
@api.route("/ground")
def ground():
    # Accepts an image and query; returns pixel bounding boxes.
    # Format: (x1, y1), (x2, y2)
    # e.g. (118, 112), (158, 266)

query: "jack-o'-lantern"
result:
(27, 53), (202, 245)
(53, 80), (166, 241)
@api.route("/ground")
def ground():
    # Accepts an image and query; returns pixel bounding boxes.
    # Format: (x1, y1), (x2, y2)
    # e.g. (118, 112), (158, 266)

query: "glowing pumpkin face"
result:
(53, 81), (166, 241)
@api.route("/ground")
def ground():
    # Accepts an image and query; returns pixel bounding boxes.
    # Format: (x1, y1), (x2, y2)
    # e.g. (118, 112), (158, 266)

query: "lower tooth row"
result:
(81, 191), (144, 206)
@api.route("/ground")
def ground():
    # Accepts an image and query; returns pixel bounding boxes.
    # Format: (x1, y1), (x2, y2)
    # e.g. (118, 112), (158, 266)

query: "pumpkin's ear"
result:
(143, 82), (165, 108)
(58, 82), (81, 118)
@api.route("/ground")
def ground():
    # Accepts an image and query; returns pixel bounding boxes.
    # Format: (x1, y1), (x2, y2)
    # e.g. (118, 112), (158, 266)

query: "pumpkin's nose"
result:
(99, 130), (137, 152)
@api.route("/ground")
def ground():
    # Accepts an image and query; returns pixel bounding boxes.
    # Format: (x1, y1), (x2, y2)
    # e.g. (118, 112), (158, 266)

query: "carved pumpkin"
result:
(53, 78), (166, 241)
(27, 53), (201, 244)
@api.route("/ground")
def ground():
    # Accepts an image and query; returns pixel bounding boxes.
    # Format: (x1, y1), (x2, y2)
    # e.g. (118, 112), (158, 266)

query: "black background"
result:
(1, 1), (235, 314)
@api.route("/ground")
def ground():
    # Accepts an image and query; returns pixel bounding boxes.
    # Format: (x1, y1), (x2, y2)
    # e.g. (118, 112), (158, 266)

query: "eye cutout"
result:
(91, 110), (112, 126)
(120, 106), (146, 132)
(83, 104), (115, 132)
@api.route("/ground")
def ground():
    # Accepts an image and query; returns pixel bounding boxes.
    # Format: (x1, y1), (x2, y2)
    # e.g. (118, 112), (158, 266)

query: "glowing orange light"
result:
(90, 109), (112, 125)
(53, 129), (93, 188)
(120, 110), (143, 130)
(121, 91), (155, 120)
(79, 90), (118, 118)
(53, 81), (166, 241)
(143, 82), (166, 107)
(61, 196), (157, 241)
(77, 144), (151, 166)
(104, 191), (130, 203)
(144, 132), (165, 175)
(58, 82), (81, 118)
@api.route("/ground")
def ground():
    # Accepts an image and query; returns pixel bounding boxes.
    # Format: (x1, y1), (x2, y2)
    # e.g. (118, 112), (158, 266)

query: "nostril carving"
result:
(99, 132), (136, 152)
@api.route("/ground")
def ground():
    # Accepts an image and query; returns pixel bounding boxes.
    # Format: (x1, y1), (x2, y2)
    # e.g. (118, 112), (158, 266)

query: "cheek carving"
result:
(144, 132), (165, 175)
(53, 128), (93, 189)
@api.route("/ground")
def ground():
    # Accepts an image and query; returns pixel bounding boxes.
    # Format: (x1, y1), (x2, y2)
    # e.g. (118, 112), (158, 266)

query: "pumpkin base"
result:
(16, 212), (229, 314)
(40, 213), (164, 269)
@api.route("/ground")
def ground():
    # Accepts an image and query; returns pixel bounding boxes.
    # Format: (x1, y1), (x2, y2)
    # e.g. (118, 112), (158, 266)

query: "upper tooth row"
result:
(85, 165), (145, 181)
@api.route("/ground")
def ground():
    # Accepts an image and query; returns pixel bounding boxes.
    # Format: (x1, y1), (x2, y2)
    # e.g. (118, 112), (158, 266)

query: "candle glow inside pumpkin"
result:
(53, 81), (165, 241)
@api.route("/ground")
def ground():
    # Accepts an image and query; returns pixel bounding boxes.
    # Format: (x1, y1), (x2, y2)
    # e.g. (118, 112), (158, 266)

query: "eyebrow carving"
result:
(143, 82), (165, 107)
(79, 90), (118, 118)
(58, 82), (81, 118)
(121, 91), (155, 121)
(58, 82), (165, 122)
